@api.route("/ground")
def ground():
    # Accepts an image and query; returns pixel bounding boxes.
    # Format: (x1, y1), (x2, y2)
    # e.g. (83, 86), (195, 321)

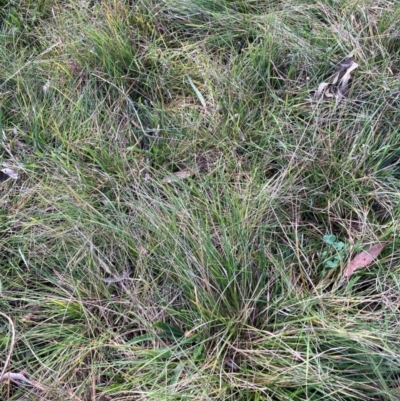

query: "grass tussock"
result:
(0, 0), (400, 400)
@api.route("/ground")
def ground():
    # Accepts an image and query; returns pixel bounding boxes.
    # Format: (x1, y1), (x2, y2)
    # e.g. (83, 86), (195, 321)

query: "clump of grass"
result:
(1, 0), (400, 400)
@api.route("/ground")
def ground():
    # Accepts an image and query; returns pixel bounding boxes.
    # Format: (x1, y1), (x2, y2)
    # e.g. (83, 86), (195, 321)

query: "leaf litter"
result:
(315, 55), (359, 100)
(0, 168), (18, 183)
(343, 242), (389, 278)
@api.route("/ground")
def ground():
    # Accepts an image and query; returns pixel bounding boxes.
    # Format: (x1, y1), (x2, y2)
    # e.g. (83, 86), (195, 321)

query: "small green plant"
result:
(320, 234), (346, 268)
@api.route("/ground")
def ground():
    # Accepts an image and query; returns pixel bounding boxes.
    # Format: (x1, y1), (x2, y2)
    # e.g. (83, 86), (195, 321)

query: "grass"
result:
(0, 0), (400, 399)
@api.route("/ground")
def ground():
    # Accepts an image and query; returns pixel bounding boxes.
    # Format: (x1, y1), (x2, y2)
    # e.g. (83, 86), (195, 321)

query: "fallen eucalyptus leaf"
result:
(343, 242), (388, 278)
(0, 371), (46, 391)
(0, 168), (18, 182)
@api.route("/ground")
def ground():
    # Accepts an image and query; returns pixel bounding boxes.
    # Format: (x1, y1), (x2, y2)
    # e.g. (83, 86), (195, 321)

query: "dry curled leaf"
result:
(0, 371), (46, 391)
(315, 55), (359, 100)
(0, 168), (18, 183)
(343, 242), (388, 278)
